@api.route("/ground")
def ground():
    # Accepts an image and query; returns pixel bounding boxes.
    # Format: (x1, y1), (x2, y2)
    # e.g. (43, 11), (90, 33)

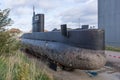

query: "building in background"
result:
(98, 0), (120, 47)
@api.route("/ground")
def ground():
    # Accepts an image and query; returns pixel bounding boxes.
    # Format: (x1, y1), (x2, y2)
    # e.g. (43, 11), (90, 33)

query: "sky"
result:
(0, 0), (97, 32)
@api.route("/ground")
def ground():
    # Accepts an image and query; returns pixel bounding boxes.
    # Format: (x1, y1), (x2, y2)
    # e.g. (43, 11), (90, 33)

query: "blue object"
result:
(86, 71), (98, 77)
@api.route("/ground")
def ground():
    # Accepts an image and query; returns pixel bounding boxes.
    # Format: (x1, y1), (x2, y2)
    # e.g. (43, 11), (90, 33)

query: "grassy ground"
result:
(0, 50), (52, 80)
(0, 32), (52, 80)
(106, 46), (120, 52)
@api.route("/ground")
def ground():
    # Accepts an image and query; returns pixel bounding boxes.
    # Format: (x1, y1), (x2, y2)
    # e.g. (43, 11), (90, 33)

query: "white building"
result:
(98, 0), (120, 47)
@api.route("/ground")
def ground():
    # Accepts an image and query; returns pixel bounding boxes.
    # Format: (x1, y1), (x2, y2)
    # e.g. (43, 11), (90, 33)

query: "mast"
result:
(33, 6), (35, 16)
(32, 6), (35, 32)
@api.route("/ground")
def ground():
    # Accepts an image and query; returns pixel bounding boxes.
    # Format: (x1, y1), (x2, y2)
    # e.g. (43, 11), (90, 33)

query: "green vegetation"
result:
(0, 8), (13, 31)
(0, 8), (52, 80)
(0, 28), (52, 80)
(106, 46), (120, 52)
(0, 32), (20, 55)
(0, 33), (52, 80)
(0, 51), (52, 80)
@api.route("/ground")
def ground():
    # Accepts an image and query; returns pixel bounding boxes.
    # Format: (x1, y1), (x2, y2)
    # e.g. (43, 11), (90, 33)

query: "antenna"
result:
(33, 5), (35, 16)
(79, 18), (81, 28)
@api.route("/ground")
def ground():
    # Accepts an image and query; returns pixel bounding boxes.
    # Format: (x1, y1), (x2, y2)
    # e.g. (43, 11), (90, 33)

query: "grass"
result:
(106, 46), (120, 52)
(0, 32), (53, 80)
(0, 51), (53, 80)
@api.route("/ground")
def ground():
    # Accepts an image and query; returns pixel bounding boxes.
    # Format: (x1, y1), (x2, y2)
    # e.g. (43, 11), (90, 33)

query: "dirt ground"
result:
(43, 62), (120, 80)
(32, 56), (120, 80)
(24, 51), (120, 80)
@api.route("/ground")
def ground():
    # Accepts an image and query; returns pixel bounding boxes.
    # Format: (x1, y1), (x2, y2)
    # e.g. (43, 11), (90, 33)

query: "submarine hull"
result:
(22, 39), (106, 70)
(21, 29), (106, 70)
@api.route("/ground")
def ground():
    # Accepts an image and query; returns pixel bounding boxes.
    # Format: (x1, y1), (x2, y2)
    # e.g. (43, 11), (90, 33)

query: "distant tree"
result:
(0, 8), (13, 31)
(0, 8), (18, 55)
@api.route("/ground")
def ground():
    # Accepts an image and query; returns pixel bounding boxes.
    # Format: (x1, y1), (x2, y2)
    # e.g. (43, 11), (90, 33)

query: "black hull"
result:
(21, 29), (106, 70)
(22, 39), (106, 70)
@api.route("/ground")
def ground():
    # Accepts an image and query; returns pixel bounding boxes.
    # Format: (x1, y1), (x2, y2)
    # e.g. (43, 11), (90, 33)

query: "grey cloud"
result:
(59, 0), (97, 25)
(38, 0), (61, 10)
(74, 0), (90, 3)
(4, 0), (62, 11)
(11, 6), (32, 16)
(3, 0), (29, 8)
(1, 0), (97, 31)
(5, 0), (63, 17)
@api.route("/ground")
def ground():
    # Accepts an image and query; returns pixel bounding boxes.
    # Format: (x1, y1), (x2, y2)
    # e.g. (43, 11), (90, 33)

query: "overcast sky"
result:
(0, 0), (97, 32)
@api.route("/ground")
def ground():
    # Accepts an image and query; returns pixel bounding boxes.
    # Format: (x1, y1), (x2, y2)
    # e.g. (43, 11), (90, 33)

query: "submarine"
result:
(21, 8), (106, 70)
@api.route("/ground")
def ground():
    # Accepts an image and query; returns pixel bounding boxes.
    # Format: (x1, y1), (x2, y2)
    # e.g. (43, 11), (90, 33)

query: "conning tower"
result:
(32, 6), (44, 32)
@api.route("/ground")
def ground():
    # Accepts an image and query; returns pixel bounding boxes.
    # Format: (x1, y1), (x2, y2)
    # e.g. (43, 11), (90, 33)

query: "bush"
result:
(0, 31), (21, 55)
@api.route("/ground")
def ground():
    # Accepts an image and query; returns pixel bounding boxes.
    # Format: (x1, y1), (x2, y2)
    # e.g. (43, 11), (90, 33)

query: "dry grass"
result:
(0, 32), (53, 80)
(0, 51), (53, 80)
